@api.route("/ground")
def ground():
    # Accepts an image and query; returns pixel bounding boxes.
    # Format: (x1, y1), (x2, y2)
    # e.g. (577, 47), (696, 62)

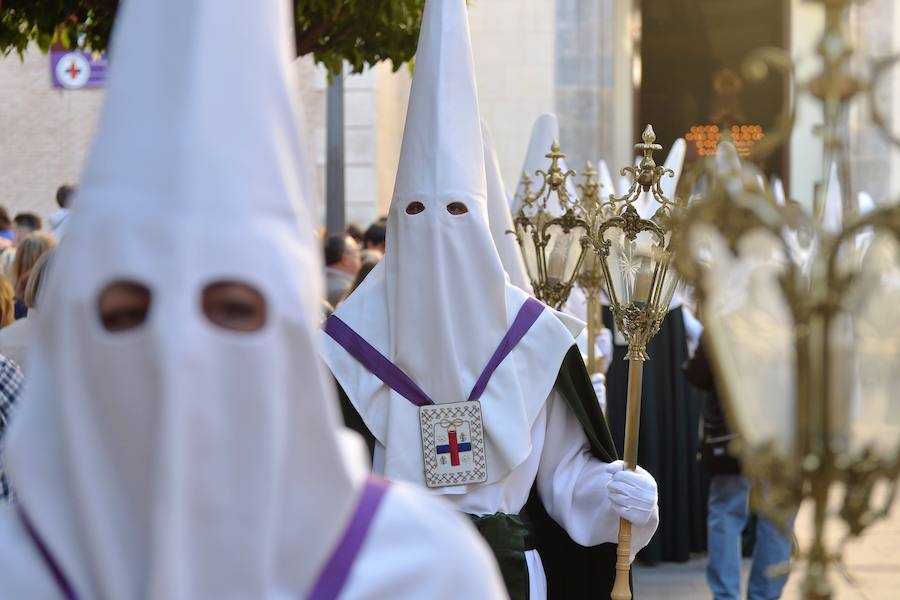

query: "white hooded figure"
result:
(320, 1), (658, 599)
(597, 159), (617, 204)
(482, 121), (533, 294)
(0, 0), (506, 599)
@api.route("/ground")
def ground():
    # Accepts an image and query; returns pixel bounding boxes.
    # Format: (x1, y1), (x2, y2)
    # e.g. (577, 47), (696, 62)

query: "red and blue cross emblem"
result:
(436, 420), (472, 467)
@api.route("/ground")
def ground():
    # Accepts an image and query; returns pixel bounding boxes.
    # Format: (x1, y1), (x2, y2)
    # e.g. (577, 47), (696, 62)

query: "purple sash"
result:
(20, 478), (391, 600)
(324, 297), (545, 406)
(17, 507), (78, 600)
(307, 477), (391, 599)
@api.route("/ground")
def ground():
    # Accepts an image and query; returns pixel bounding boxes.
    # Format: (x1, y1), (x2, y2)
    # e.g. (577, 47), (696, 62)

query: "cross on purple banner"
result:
(50, 51), (108, 89)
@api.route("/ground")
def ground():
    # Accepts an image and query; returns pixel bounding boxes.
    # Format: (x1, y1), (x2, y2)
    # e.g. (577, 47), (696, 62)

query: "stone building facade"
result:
(0, 50), (104, 220)
(1, 1), (898, 228)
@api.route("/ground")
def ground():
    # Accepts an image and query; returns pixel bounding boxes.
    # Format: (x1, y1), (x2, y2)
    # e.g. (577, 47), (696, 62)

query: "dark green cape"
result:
(334, 345), (631, 599)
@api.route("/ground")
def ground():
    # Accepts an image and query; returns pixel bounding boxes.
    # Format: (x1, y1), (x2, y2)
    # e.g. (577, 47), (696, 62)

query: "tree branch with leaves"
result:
(0, 0), (426, 74)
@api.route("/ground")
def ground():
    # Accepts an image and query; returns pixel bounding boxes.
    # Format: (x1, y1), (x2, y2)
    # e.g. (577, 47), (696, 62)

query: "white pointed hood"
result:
(598, 159), (617, 203)
(322, 0), (579, 493)
(661, 138), (687, 200)
(483, 121), (533, 293)
(512, 113), (576, 214)
(385, 0), (507, 406)
(3, 0), (367, 598)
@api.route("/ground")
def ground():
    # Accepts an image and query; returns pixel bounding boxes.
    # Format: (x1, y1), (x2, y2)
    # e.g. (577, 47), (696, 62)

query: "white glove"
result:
(591, 372), (607, 414)
(596, 328), (613, 373)
(605, 460), (658, 526)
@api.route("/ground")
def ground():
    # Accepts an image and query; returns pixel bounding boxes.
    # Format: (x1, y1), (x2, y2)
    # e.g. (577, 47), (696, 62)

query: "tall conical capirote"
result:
(3, 0), (365, 597)
(322, 0), (582, 493)
(483, 120), (533, 293)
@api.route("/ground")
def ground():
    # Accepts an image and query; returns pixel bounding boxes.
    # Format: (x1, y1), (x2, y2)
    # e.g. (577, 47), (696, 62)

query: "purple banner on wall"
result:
(50, 51), (108, 89)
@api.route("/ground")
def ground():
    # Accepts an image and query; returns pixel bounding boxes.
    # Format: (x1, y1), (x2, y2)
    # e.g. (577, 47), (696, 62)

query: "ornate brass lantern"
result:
(509, 128), (684, 600)
(670, 1), (900, 597)
(597, 125), (682, 600)
(511, 143), (590, 309)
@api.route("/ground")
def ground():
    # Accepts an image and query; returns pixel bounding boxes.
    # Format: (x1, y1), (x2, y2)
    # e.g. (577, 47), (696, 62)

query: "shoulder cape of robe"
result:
(335, 345), (632, 600)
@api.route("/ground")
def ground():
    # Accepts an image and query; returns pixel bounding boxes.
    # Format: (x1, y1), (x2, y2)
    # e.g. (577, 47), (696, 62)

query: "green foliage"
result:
(0, 0), (426, 74)
(0, 1), (115, 57)
(295, 0), (425, 74)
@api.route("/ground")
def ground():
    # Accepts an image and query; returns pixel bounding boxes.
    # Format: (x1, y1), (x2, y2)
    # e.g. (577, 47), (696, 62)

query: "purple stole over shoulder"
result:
(324, 297), (545, 406)
(19, 478), (391, 600)
(307, 477), (391, 599)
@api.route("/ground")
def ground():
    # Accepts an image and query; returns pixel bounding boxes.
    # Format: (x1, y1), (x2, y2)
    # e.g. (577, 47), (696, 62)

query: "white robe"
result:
(373, 389), (659, 599)
(0, 482), (509, 600)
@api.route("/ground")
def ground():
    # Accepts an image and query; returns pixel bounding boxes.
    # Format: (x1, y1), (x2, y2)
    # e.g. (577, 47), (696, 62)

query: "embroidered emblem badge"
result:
(419, 400), (487, 488)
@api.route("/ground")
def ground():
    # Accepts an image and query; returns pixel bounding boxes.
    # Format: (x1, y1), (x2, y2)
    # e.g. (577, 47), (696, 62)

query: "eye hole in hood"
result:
(446, 202), (469, 215)
(405, 201), (425, 215)
(202, 281), (267, 333)
(98, 281), (151, 332)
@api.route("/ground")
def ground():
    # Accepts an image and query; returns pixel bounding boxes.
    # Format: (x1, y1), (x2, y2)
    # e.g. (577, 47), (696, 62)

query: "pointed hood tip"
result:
(661, 138), (687, 198)
(393, 0), (485, 207)
(76, 0), (307, 229)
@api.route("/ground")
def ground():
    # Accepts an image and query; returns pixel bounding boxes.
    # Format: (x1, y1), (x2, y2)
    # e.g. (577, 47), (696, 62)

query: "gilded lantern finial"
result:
(546, 140), (565, 161)
(633, 124), (665, 192)
(545, 141), (566, 189)
(610, 124), (675, 208)
(537, 141), (576, 208)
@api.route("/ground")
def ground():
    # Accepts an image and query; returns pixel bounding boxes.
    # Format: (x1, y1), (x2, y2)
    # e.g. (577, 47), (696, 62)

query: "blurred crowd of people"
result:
(0, 184), (70, 499)
(322, 218), (386, 310)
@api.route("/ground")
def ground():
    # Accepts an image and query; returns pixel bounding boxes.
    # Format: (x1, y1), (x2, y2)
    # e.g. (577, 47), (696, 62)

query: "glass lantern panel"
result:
(601, 227), (630, 307)
(841, 233), (900, 459)
(694, 225), (796, 455)
(654, 247), (681, 309)
(578, 249), (605, 289)
(544, 222), (587, 288)
(601, 227), (664, 307)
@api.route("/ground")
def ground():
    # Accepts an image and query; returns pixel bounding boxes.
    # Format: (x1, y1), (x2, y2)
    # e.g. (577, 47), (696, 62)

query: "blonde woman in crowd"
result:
(0, 279), (15, 329)
(10, 232), (55, 320)
(0, 273), (24, 502)
(0, 251), (53, 372)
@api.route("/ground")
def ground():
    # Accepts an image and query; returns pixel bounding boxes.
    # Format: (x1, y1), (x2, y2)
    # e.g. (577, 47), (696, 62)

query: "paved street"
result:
(633, 496), (900, 599)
